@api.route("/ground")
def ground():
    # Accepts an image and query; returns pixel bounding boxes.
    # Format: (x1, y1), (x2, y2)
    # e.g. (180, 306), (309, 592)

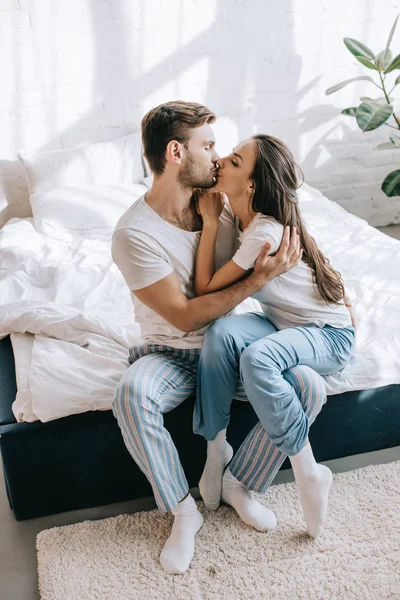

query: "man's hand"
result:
(193, 189), (224, 224)
(252, 226), (302, 284)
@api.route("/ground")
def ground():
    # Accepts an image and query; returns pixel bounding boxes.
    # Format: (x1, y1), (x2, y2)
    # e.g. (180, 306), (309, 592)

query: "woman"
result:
(193, 134), (355, 538)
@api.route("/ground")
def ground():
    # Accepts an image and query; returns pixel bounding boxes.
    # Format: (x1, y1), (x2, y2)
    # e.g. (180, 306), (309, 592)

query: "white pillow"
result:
(30, 184), (147, 240)
(18, 133), (145, 195)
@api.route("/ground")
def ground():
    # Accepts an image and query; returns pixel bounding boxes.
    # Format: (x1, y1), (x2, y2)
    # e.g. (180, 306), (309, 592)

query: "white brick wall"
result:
(1, 0), (400, 225)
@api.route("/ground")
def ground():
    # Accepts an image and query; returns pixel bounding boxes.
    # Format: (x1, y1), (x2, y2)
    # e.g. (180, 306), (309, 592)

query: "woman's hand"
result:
(193, 189), (224, 224)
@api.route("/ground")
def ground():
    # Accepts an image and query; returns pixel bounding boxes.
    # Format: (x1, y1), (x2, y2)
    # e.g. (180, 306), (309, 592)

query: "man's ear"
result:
(166, 140), (183, 165)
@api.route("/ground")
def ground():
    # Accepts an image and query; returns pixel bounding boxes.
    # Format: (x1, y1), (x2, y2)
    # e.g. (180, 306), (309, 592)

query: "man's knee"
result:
(283, 365), (326, 409)
(113, 370), (144, 423)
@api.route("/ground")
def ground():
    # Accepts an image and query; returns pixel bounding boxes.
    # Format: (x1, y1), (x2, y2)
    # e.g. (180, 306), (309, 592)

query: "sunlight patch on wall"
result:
(212, 117), (239, 158)
(176, 56), (210, 102)
(180, 0), (216, 46)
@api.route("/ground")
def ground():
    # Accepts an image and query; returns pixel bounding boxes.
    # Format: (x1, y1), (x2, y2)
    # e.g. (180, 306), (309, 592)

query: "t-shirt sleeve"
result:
(232, 220), (282, 270)
(112, 228), (173, 290)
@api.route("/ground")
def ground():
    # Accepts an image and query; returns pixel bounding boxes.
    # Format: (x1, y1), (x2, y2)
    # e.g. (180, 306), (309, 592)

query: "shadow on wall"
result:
(7, 0), (384, 224)
(299, 107), (399, 219)
(2, 0), (303, 225)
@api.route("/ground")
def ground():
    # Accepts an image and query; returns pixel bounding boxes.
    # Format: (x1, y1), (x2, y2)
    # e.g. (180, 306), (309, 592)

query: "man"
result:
(111, 101), (325, 574)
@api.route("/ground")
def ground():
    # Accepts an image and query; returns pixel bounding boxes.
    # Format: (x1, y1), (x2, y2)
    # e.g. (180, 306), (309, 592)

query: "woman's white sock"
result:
(199, 429), (233, 510)
(289, 441), (333, 538)
(160, 494), (203, 574)
(221, 468), (277, 531)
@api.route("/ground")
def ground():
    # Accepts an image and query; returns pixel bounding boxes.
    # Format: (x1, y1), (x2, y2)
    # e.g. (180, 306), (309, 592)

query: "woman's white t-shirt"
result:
(112, 195), (236, 349)
(232, 213), (351, 330)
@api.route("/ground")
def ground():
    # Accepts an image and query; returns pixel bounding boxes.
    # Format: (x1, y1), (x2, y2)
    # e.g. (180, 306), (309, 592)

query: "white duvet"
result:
(0, 183), (399, 423)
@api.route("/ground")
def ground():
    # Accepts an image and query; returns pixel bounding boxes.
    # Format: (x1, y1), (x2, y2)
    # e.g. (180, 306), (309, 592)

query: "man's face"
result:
(178, 123), (219, 188)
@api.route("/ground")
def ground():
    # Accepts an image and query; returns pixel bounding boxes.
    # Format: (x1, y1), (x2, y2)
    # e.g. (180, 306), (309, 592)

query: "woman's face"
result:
(214, 137), (257, 199)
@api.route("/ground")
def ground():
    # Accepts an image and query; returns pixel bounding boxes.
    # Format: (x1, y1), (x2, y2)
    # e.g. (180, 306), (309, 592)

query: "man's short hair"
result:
(141, 101), (216, 176)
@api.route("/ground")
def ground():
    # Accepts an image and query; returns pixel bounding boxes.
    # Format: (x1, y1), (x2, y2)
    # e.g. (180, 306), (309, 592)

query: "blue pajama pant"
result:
(112, 334), (327, 512)
(194, 312), (355, 455)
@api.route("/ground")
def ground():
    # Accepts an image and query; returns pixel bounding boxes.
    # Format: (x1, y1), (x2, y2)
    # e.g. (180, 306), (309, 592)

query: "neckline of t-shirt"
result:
(239, 212), (279, 232)
(143, 194), (202, 235)
(238, 212), (260, 237)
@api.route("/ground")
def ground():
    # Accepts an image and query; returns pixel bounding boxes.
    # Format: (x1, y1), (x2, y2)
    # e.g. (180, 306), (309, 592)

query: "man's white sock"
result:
(289, 441), (333, 538)
(160, 494), (203, 574)
(199, 429), (233, 510)
(221, 468), (277, 531)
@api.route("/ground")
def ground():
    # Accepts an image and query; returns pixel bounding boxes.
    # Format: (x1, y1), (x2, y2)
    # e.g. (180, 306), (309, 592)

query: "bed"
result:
(0, 137), (399, 519)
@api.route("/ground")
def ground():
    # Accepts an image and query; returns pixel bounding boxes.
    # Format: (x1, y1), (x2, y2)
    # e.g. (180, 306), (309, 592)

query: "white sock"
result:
(221, 468), (277, 531)
(199, 429), (233, 510)
(159, 494), (203, 575)
(289, 441), (333, 538)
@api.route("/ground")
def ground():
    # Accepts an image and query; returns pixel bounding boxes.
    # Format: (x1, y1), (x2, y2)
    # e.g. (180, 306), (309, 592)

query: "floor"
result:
(1, 224), (399, 600)
(2, 447), (400, 600)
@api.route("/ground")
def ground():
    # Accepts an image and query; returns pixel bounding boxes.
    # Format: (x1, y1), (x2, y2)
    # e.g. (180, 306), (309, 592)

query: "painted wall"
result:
(1, 0), (400, 225)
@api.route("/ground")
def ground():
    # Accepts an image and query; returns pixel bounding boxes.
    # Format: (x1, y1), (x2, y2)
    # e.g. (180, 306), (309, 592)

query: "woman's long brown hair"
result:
(251, 134), (345, 305)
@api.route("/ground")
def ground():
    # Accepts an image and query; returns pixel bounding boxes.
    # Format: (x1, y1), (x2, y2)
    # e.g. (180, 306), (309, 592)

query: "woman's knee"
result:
(202, 317), (241, 360)
(240, 344), (257, 375)
(240, 342), (273, 385)
(240, 338), (278, 372)
(205, 317), (233, 343)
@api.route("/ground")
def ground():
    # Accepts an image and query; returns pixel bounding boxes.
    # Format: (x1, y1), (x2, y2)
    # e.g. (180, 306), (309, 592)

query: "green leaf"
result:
(344, 38), (375, 60)
(395, 75), (400, 85)
(385, 15), (399, 54)
(384, 53), (400, 73)
(325, 76), (375, 95)
(382, 169), (400, 196)
(361, 96), (393, 104)
(356, 101), (393, 131)
(355, 55), (379, 70)
(376, 49), (393, 70)
(341, 107), (357, 117)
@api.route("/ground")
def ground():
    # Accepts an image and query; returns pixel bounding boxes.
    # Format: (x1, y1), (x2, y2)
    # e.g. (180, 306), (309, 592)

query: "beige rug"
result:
(37, 461), (400, 600)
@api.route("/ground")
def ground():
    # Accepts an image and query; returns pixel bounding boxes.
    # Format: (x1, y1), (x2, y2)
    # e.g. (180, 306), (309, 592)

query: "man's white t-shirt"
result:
(232, 213), (352, 330)
(112, 195), (236, 349)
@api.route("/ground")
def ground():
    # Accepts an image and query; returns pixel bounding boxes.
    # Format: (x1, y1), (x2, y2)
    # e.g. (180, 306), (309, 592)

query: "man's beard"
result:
(178, 150), (215, 189)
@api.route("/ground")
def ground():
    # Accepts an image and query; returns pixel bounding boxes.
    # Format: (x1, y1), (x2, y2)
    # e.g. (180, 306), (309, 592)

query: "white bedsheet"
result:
(0, 184), (399, 422)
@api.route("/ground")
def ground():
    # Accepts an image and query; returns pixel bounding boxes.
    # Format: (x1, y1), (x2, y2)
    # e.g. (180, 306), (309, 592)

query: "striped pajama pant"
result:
(112, 339), (326, 513)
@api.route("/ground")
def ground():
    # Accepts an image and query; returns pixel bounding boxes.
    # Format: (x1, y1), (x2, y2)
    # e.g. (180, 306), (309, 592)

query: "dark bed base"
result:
(1, 335), (399, 520)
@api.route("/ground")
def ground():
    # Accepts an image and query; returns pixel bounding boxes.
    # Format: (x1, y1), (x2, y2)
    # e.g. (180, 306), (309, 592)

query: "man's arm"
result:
(134, 226), (302, 333)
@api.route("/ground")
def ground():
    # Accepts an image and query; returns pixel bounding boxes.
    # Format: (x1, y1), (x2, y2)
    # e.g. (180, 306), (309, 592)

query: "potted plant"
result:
(325, 14), (400, 197)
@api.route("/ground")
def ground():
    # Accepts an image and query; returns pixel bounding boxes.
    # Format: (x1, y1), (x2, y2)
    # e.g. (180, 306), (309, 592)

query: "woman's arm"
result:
(194, 219), (220, 295)
(344, 292), (356, 328)
(195, 229), (249, 295)
(194, 190), (249, 296)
